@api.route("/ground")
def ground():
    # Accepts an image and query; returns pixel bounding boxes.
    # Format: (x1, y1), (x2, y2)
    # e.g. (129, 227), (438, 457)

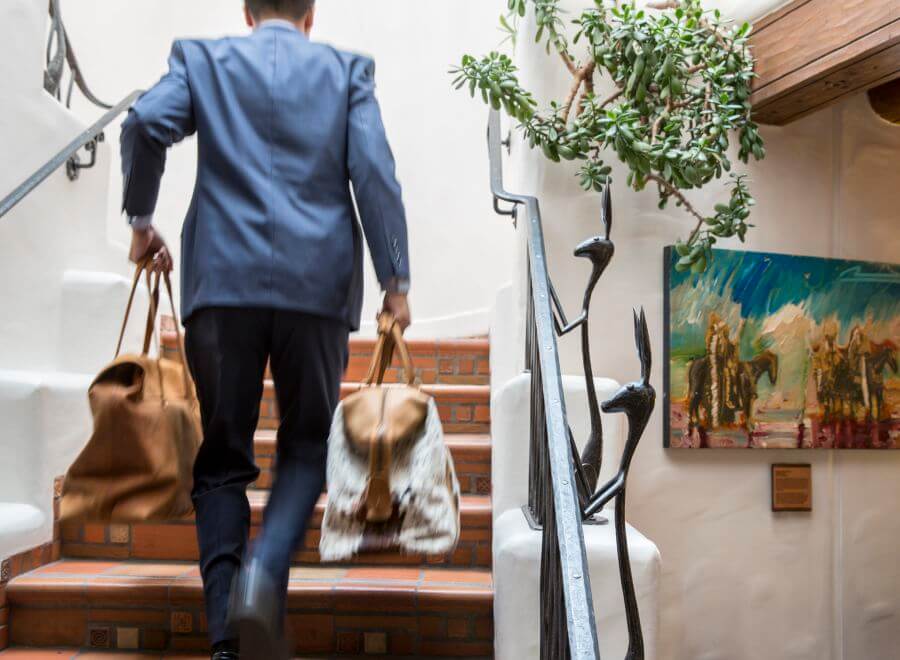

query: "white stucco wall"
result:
(505, 2), (900, 659)
(0, 0), (126, 372)
(60, 0), (516, 338)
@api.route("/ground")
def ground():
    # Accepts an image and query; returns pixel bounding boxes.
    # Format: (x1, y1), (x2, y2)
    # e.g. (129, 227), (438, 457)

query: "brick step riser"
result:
(252, 437), (492, 495)
(59, 517), (492, 569)
(161, 335), (491, 387)
(9, 602), (493, 657)
(256, 382), (491, 435)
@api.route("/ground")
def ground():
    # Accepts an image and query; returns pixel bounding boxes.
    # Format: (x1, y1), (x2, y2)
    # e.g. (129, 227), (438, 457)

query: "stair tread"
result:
(7, 559), (493, 606)
(254, 430), (491, 448)
(244, 492), (492, 526)
(333, 382), (490, 399)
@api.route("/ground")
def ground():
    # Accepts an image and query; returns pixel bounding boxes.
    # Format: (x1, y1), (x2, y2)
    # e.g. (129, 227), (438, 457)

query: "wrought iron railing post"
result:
(489, 106), (656, 660)
(488, 110), (601, 660)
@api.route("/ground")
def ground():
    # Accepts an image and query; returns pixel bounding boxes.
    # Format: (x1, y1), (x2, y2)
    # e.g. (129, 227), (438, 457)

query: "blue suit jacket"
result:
(120, 23), (409, 330)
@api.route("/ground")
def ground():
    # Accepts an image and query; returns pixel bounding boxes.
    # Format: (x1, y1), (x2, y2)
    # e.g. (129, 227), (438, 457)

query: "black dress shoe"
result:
(226, 558), (289, 660)
(211, 639), (239, 660)
(212, 652), (239, 660)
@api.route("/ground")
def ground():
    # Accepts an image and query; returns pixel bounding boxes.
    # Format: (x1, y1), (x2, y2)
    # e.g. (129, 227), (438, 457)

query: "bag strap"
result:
(161, 270), (194, 400)
(142, 269), (161, 356)
(363, 313), (415, 386)
(115, 260), (155, 358)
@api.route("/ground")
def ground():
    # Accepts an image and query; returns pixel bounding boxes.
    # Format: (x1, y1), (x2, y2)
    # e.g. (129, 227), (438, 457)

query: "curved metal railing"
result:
(487, 110), (601, 660)
(46, 0), (113, 109)
(0, 0), (140, 219)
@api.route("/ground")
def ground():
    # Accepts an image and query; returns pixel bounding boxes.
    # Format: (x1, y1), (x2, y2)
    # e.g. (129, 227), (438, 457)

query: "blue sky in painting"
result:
(668, 248), (900, 325)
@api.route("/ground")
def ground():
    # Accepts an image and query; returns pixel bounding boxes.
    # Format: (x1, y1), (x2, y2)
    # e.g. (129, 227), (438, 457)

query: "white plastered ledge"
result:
(490, 372), (661, 657)
(0, 503), (45, 561)
(494, 508), (661, 660)
(491, 372), (626, 521)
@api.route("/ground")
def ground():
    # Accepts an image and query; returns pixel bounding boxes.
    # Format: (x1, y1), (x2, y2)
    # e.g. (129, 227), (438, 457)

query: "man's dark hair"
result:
(246, 0), (315, 20)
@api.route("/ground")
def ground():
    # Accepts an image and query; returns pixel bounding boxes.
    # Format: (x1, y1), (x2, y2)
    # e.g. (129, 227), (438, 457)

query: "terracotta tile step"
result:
(161, 327), (491, 386)
(256, 383), (491, 435)
(252, 431), (492, 494)
(60, 494), (493, 568)
(6, 561), (493, 657)
(0, 651), (330, 659)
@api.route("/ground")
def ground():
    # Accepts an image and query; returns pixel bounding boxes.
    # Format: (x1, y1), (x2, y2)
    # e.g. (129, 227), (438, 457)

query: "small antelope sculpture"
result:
(584, 308), (655, 660)
(551, 186), (615, 495)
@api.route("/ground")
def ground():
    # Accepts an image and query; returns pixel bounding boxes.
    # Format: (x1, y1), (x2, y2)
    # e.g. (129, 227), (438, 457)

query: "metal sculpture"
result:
(549, 186), (615, 498)
(584, 308), (656, 660)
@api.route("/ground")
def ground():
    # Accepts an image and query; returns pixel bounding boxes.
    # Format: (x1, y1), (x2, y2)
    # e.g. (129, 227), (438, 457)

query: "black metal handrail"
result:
(0, 90), (142, 219)
(488, 110), (601, 660)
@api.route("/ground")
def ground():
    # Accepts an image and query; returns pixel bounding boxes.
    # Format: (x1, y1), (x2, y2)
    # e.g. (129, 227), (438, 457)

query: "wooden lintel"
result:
(750, 0), (900, 125)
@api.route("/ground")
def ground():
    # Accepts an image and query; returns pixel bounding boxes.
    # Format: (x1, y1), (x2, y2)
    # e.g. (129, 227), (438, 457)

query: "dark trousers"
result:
(184, 307), (349, 646)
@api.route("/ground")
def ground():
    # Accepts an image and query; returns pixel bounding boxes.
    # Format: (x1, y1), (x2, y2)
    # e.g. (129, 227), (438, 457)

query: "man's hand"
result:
(382, 292), (411, 332)
(130, 226), (173, 273)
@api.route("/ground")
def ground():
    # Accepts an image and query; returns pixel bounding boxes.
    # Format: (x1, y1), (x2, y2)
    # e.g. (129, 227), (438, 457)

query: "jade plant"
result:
(451, 0), (766, 272)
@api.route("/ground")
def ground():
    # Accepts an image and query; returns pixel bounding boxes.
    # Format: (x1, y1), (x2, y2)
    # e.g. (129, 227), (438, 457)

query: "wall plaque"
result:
(771, 464), (812, 512)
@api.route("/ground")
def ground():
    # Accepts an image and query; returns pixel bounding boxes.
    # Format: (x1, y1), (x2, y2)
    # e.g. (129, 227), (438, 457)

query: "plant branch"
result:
(599, 87), (623, 109)
(562, 62), (596, 123)
(651, 99), (672, 144)
(576, 67), (596, 118)
(645, 173), (707, 238)
(648, 1), (727, 48)
(560, 50), (577, 75)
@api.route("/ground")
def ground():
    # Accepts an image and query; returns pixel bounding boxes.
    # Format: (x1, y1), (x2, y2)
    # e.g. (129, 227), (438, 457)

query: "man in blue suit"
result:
(121, 2), (410, 658)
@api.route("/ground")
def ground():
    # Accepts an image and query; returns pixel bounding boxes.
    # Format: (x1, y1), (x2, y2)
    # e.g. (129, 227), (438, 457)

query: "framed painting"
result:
(664, 247), (900, 449)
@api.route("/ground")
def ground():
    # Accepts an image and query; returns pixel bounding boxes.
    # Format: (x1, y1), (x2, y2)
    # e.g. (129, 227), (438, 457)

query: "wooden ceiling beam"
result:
(750, 0), (900, 125)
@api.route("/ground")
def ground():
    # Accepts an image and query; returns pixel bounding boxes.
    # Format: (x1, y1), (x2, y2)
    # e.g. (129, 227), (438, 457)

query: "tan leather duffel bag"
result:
(59, 263), (201, 522)
(320, 313), (460, 561)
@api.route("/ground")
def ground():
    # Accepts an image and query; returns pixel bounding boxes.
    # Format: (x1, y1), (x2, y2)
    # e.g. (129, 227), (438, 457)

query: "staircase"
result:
(0, 333), (495, 658)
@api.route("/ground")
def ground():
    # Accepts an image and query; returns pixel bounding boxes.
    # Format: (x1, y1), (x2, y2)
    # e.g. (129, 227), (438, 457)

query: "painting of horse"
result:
(664, 247), (900, 449)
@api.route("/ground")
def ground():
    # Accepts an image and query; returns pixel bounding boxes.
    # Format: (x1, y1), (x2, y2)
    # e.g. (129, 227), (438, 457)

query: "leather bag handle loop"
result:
(162, 271), (194, 400)
(363, 313), (415, 386)
(142, 270), (161, 357)
(115, 259), (153, 359)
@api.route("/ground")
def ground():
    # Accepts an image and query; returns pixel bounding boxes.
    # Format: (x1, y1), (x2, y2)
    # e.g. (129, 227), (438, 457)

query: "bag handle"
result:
(114, 261), (194, 401)
(363, 313), (415, 386)
(115, 259), (157, 359)
(161, 270), (194, 400)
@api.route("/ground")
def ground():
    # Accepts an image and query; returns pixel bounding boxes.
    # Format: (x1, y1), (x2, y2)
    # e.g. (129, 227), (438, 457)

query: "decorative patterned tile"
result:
(88, 625), (111, 649)
(108, 526), (131, 545)
(170, 612), (193, 635)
